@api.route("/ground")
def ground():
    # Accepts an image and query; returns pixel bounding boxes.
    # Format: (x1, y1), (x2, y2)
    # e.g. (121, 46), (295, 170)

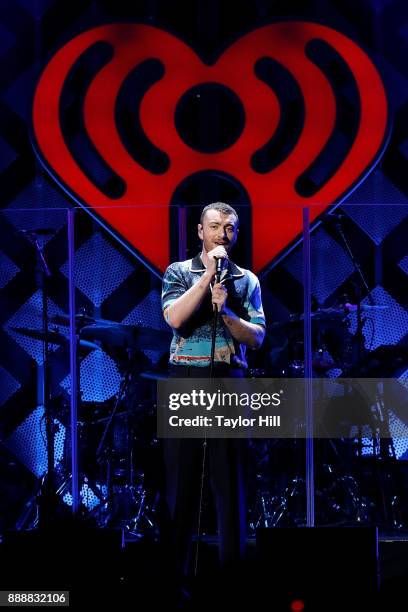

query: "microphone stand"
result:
(95, 354), (133, 524)
(331, 219), (395, 523)
(194, 257), (223, 576)
(209, 259), (223, 379)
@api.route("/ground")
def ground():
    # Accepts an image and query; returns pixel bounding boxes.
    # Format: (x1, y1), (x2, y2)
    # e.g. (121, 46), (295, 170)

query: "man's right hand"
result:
(206, 245), (228, 277)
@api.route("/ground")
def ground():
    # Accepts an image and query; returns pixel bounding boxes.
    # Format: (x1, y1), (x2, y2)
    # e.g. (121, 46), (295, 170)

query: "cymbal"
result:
(51, 312), (172, 351)
(344, 302), (388, 312)
(10, 326), (100, 351)
(80, 322), (172, 352)
(269, 301), (390, 331)
(50, 313), (96, 327)
(313, 307), (346, 317)
(10, 326), (68, 345)
(270, 308), (346, 329)
(140, 370), (169, 381)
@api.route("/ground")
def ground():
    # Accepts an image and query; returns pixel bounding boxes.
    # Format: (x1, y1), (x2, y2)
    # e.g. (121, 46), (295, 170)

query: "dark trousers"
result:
(162, 364), (247, 577)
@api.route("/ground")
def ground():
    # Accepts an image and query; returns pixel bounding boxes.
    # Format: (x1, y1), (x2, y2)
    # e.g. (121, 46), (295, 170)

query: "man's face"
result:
(198, 209), (239, 254)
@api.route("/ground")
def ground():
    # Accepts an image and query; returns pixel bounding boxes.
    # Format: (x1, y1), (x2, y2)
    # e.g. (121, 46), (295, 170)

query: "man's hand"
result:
(206, 245), (228, 277)
(212, 282), (228, 313)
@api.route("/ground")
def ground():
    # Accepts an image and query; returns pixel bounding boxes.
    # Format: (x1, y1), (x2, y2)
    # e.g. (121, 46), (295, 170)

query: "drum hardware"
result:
(249, 471), (376, 529)
(13, 311), (164, 536)
(50, 311), (172, 352)
(79, 356), (159, 535)
(14, 296), (408, 534)
(72, 317), (164, 536)
(249, 476), (307, 530)
(144, 288), (406, 534)
(315, 379), (400, 527)
(249, 327), (408, 530)
(92, 360), (134, 525)
(13, 228), (63, 527)
(268, 305), (352, 377)
(249, 457), (372, 530)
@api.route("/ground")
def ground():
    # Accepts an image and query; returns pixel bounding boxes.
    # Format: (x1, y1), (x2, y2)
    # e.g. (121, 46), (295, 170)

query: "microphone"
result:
(215, 256), (224, 274)
(215, 256), (225, 282)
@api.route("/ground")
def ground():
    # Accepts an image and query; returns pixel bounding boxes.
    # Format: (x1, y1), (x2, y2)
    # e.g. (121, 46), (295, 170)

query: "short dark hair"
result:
(200, 202), (239, 225)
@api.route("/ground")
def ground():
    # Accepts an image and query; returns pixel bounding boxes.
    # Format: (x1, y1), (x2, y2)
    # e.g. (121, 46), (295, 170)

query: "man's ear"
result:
(198, 223), (203, 239)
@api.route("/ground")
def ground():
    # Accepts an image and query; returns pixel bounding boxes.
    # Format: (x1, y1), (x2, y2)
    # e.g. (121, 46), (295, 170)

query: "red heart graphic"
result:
(33, 23), (388, 273)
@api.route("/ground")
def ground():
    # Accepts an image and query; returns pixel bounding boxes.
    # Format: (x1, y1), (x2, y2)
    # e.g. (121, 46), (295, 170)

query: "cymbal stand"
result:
(371, 381), (400, 526)
(29, 232), (59, 526)
(331, 218), (374, 375)
(94, 358), (133, 522)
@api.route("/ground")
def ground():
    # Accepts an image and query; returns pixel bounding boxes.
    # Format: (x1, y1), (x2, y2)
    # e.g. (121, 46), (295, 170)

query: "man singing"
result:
(161, 201), (265, 584)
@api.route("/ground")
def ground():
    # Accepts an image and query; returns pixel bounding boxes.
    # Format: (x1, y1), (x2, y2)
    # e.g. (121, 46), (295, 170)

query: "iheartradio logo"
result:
(33, 23), (388, 273)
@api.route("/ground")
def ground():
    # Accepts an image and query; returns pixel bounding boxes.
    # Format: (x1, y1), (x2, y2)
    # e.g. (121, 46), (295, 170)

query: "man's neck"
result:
(200, 249), (210, 269)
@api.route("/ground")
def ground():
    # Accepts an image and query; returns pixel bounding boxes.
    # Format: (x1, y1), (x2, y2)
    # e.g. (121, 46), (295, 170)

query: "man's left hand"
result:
(212, 283), (228, 313)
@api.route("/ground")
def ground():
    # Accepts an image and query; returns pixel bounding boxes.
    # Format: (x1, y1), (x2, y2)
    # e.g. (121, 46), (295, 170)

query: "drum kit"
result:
(267, 302), (391, 377)
(249, 302), (408, 531)
(13, 299), (408, 534)
(13, 311), (171, 537)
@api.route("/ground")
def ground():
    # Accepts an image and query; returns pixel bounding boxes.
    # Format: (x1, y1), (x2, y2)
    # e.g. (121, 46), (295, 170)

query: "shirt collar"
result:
(189, 253), (245, 278)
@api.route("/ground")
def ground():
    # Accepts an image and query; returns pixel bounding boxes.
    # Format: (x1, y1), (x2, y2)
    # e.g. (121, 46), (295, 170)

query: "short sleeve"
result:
(161, 263), (187, 315)
(244, 274), (266, 327)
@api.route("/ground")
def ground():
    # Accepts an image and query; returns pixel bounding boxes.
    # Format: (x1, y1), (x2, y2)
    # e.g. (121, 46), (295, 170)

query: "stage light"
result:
(290, 600), (305, 612)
